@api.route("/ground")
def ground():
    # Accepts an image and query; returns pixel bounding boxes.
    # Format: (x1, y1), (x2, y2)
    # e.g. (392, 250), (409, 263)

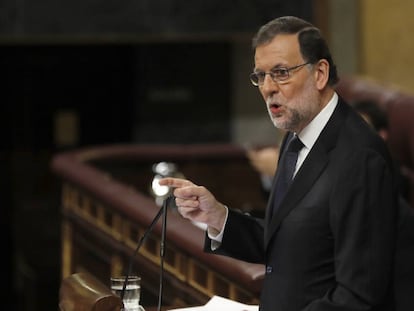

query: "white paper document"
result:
(167, 295), (259, 311)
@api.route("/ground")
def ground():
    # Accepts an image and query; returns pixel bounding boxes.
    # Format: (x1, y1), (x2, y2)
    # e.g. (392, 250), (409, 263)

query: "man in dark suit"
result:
(159, 16), (398, 310)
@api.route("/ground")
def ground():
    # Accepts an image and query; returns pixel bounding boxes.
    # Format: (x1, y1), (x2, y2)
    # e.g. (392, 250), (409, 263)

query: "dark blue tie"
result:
(272, 135), (304, 215)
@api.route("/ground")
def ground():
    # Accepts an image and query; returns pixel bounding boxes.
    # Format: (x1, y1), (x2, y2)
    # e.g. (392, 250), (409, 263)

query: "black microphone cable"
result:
(120, 194), (174, 311)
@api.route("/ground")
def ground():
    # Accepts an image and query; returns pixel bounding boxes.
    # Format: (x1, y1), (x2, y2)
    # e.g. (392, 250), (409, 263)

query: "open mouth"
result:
(269, 103), (282, 114)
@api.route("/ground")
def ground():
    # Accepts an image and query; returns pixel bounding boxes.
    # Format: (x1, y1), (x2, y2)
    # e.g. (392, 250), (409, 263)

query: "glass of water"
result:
(110, 276), (145, 311)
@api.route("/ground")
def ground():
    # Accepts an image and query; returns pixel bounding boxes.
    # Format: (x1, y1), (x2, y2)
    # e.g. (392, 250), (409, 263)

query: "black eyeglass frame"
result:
(249, 62), (311, 86)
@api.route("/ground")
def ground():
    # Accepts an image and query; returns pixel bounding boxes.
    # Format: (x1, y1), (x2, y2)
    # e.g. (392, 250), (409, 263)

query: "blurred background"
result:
(2, 0), (414, 309)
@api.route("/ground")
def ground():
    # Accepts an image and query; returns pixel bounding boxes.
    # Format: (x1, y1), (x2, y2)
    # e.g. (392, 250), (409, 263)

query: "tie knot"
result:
(287, 135), (303, 153)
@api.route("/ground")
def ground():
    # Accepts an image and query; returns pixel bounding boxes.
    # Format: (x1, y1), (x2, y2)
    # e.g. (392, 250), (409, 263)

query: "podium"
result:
(59, 272), (123, 311)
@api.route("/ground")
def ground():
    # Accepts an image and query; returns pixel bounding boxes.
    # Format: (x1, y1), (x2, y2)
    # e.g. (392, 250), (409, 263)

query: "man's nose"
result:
(260, 74), (280, 94)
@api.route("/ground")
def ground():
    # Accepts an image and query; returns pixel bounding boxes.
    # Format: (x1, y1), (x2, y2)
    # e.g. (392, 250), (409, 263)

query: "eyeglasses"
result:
(249, 62), (310, 86)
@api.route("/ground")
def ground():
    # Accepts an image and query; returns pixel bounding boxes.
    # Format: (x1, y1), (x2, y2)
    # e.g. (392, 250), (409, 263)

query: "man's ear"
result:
(314, 59), (329, 90)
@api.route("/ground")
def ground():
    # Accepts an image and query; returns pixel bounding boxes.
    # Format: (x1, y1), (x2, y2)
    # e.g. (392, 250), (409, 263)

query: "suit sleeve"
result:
(306, 148), (398, 310)
(204, 209), (266, 264)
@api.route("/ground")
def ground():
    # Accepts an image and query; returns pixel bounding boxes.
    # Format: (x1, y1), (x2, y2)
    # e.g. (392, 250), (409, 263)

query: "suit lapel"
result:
(265, 147), (329, 246)
(264, 98), (349, 247)
(264, 133), (292, 225)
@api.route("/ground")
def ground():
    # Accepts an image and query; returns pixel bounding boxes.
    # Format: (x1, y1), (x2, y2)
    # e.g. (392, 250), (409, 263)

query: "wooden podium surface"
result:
(59, 272), (123, 311)
(59, 271), (184, 311)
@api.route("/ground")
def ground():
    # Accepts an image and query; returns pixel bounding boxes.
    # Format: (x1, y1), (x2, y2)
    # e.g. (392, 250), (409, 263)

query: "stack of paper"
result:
(167, 295), (259, 311)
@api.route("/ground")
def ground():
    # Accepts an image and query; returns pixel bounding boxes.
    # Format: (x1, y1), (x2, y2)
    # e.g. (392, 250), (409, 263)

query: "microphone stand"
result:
(121, 195), (173, 311)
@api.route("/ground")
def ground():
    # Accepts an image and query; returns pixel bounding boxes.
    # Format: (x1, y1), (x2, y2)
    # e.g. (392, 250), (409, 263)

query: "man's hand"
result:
(158, 177), (227, 232)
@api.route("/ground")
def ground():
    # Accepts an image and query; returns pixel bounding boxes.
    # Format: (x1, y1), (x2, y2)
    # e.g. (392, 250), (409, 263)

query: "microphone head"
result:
(150, 162), (183, 206)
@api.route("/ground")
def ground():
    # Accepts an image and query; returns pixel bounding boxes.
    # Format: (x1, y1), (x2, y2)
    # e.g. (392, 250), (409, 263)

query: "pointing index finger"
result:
(158, 177), (193, 188)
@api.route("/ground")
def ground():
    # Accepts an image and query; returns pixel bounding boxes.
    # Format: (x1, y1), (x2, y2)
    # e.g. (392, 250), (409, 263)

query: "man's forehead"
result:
(254, 34), (302, 68)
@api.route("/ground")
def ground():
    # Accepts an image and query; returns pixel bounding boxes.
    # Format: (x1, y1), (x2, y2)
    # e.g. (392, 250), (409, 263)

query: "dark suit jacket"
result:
(206, 97), (399, 311)
(394, 197), (414, 311)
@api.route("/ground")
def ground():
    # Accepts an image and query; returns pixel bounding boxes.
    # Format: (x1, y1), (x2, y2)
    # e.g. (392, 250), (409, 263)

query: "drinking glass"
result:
(110, 276), (145, 311)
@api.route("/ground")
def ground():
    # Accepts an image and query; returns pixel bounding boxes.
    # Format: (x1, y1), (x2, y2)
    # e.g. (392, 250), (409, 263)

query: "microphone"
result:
(120, 194), (174, 311)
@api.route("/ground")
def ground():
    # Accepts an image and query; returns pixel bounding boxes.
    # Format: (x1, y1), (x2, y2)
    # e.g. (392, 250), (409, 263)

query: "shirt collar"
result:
(297, 92), (338, 150)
